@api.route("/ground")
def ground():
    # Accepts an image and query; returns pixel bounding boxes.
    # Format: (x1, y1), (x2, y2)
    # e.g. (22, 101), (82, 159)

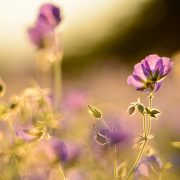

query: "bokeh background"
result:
(0, 0), (180, 179)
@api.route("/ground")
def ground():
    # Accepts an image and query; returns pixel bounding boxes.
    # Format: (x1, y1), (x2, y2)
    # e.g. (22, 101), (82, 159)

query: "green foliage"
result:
(145, 108), (160, 118)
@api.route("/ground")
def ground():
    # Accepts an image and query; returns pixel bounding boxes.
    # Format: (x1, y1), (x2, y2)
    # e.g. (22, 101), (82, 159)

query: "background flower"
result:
(28, 3), (62, 48)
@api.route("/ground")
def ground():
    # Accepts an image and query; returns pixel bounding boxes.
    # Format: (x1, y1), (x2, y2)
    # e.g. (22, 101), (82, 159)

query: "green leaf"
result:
(88, 105), (102, 119)
(128, 105), (136, 116)
(137, 104), (145, 114)
(145, 108), (160, 119)
(151, 109), (160, 115)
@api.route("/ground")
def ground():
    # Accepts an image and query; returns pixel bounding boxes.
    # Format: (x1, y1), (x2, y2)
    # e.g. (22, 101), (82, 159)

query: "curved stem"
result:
(126, 139), (148, 179)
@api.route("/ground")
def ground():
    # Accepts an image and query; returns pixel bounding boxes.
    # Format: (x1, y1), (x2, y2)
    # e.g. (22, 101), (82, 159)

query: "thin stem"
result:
(143, 114), (147, 137)
(101, 118), (118, 180)
(53, 60), (62, 111)
(126, 94), (154, 179)
(114, 144), (118, 180)
(59, 163), (66, 180)
(147, 93), (153, 136)
(101, 117), (111, 131)
(126, 139), (148, 179)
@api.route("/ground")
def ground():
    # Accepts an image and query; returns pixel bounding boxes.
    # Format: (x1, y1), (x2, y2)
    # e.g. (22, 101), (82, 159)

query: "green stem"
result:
(53, 60), (62, 111)
(114, 144), (118, 180)
(143, 115), (147, 137)
(126, 139), (148, 179)
(101, 118), (118, 180)
(101, 117), (111, 130)
(59, 163), (66, 180)
(126, 93), (154, 179)
(147, 93), (153, 136)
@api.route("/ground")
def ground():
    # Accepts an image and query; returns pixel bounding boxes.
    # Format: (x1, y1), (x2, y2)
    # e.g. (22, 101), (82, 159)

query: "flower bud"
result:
(88, 105), (102, 119)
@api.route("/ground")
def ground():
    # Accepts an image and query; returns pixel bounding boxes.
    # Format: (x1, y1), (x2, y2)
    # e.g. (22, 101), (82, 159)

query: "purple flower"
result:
(99, 127), (126, 146)
(134, 155), (163, 179)
(28, 3), (62, 48)
(94, 118), (129, 146)
(15, 124), (42, 142)
(39, 3), (62, 28)
(127, 54), (174, 92)
(51, 139), (68, 162)
(51, 139), (81, 164)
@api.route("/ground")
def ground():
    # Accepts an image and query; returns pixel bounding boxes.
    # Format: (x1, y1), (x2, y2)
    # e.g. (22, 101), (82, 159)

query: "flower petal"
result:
(155, 59), (164, 76)
(144, 54), (160, 70)
(127, 75), (145, 90)
(154, 82), (162, 92)
(133, 63), (146, 80)
(162, 57), (174, 76)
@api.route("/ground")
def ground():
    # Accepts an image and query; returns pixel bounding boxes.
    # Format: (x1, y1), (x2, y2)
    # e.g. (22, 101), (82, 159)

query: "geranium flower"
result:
(127, 54), (174, 92)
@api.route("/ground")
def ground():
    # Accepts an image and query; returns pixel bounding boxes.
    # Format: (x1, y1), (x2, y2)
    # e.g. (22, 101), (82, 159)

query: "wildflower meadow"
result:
(0, 1), (180, 180)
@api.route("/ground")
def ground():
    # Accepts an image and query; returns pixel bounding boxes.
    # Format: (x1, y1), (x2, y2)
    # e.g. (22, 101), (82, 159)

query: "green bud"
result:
(128, 105), (136, 116)
(88, 105), (102, 119)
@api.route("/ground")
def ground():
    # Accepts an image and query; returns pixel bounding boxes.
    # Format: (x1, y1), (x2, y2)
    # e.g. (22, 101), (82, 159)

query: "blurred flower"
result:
(99, 125), (127, 146)
(127, 54), (174, 92)
(39, 3), (62, 28)
(67, 169), (88, 180)
(51, 139), (81, 164)
(62, 91), (88, 112)
(28, 3), (62, 48)
(93, 118), (129, 147)
(16, 128), (41, 142)
(51, 139), (68, 162)
(134, 155), (163, 179)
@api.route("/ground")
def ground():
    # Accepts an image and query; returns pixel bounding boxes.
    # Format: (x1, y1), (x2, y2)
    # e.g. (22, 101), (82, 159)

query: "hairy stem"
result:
(126, 93), (154, 179)
(114, 144), (118, 180)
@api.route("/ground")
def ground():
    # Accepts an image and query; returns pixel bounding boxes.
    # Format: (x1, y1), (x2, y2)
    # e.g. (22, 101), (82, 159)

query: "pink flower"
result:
(28, 3), (62, 48)
(127, 54), (174, 92)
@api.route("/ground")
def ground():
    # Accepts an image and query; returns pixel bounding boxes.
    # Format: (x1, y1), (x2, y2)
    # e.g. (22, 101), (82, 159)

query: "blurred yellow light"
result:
(0, 0), (153, 66)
